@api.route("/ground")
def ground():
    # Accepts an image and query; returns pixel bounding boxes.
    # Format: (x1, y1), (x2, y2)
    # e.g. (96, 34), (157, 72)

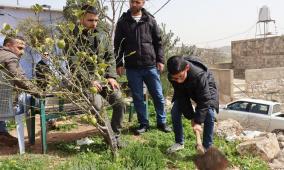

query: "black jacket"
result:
(169, 56), (219, 124)
(65, 26), (117, 80)
(114, 8), (164, 68)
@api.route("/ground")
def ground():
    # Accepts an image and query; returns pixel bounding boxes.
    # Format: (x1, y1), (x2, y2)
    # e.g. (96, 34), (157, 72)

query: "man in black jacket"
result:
(166, 55), (218, 153)
(66, 5), (125, 139)
(114, 0), (171, 135)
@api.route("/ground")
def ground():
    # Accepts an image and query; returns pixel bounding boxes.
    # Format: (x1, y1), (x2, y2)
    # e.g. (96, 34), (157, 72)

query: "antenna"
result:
(255, 5), (277, 38)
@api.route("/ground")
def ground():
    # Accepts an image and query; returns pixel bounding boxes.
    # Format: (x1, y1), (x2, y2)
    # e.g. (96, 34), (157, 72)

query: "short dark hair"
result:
(3, 36), (25, 46)
(81, 5), (98, 15)
(167, 55), (188, 75)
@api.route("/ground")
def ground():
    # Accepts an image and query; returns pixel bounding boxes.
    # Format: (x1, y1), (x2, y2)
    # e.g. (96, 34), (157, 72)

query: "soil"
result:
(0, 115), (98, 155)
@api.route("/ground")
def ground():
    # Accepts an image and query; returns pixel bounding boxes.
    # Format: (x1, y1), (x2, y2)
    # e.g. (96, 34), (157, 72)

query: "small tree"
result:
(1, 2), (122, 155)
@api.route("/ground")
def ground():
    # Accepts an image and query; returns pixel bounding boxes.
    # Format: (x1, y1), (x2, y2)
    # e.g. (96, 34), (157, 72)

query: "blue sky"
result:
(1, 0), (284, 48)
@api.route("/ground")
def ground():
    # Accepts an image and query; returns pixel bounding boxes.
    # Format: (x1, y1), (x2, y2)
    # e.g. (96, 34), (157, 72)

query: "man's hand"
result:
(116, 67), (125, 76)
(107, 78), (120, 90)
(156, 62), (164, 72)
(91, 81), (103, 92)
(191, 120), (202, 133)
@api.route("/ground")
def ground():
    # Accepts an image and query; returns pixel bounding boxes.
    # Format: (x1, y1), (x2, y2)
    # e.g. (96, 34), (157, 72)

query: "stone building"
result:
(232, 36), (284, 79)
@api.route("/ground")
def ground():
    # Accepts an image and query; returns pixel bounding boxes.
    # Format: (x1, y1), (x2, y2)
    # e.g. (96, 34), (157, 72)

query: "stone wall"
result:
(245, 67), (284, 106)
(198, 47), (231, 65)
(232, 36), (284, 78)
(211, 69), (234, 103)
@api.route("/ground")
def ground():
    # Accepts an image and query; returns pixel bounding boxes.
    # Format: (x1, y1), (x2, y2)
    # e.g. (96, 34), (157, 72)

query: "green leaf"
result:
(126, 51), (136, 57)
(98, 63), (109, 69)
(2, 23), (11, 31)
(31, 4), (43, 14)
(68, 22), (75, 32)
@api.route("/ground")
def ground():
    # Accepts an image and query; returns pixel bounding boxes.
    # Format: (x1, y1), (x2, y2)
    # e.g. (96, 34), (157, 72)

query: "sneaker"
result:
(167, 143), (184, 153)
(157, 123), (172, 133)
(135, 125), (149, 135)
(0, 132), (18, 147)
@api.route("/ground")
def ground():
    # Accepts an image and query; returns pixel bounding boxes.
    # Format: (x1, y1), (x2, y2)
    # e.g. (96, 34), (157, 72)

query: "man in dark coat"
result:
(66, 5), (125, 141)
(166, 55), (219, 153)
(114, 0), (171, 135)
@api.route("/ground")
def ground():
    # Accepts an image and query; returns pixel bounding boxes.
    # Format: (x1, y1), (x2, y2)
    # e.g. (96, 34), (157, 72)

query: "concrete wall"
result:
(232, 36), (284, 78)
(194, 47), (231, 66)
(209, 63), (232, 69)
(245, 67), (284, 105)
(211, 68), (234, 103)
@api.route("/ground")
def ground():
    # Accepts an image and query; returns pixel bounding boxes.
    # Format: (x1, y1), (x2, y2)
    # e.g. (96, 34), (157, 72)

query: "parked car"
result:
(217, 98), (284, 132)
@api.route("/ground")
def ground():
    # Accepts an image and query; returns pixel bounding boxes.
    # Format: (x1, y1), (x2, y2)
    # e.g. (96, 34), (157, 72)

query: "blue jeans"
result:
(171, 99), (215, 149)
(126, 67), (166, 126)
(16, 93), (33, 115)
(0, 121), (7, 133)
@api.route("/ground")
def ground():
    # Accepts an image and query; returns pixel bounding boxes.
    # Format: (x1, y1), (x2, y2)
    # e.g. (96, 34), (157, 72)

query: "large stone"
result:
(277, 135), (284, 142)
(236, 133), (280, 161)
(279, 142), (284, 149)
(215, 119), (243, 138)
(269, 149), (284, 169)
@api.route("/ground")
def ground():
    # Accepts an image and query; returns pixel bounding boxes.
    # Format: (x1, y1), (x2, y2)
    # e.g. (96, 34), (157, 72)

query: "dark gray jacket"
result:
(169, 56), (219, 124)
(0, 48), (38, 91)
(114, 8), (164, 68)
(65, 26), (117, 79)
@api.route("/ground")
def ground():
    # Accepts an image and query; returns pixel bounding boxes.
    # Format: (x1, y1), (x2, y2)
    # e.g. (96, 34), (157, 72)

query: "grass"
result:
(0, 100), (269, 170)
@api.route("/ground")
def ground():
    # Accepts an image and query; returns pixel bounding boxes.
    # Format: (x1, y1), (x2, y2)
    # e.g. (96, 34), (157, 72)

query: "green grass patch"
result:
(54, 122), (78, 132)
(0, 154), (59, 170)
(1, 100), (269, 169)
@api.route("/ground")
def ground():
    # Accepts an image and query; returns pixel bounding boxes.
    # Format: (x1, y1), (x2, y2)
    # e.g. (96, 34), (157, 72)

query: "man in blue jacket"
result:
(114, 0), (171, 135)
(166, 55), (219, 153)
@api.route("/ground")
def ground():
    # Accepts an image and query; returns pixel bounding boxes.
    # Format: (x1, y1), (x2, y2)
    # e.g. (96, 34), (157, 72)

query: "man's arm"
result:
(151, 19), (164, 64)
(193, 72), (212, 124)
(5, 57), (39, 92)
(99, 32), (117, 79)
(168, 74), (185, 102)
(114, 21), (125, 68)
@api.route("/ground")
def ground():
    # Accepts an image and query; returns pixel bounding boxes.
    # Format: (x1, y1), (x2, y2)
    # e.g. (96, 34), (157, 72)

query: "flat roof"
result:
(0, 5), (63, 12)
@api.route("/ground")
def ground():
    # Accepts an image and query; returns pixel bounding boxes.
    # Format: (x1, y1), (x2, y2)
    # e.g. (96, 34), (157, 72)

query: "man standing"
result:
(114, 0), (171, 135)
(68, 5), (125, 140)
(0, 36), (40, 146)
(166, 55), (219, 153)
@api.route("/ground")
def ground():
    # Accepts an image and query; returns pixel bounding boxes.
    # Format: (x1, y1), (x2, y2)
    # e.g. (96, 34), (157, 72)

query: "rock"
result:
(164, 98), (172, 112)
(275, 149), (284, 162)
(279, 142), (284, 149)
(277, 135), (284, 142)
(215, 119), (243, 139)
(236, 133), (280, 161)
(269, 159), (284, 170)
(269, 150), (284, 170)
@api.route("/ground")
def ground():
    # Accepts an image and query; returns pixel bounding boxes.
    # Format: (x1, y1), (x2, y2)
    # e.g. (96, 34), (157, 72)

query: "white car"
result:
(217, 98), (284, 132)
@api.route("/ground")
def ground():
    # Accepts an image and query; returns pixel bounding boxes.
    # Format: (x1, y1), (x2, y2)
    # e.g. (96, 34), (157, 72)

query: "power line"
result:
(153, 0), (172, 15)
(183, 23), (257, 46)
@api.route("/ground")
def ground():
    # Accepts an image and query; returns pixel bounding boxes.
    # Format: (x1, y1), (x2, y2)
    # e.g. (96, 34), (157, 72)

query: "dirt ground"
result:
(0, 115), (98, 155)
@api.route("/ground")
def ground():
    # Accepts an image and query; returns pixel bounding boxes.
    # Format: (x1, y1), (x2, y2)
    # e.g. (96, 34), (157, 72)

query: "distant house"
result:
(0, 5), (64, 29)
